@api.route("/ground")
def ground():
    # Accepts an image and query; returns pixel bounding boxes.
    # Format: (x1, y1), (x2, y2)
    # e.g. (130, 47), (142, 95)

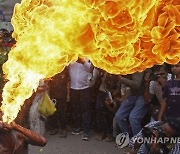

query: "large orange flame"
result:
(1, 0), (180, 123)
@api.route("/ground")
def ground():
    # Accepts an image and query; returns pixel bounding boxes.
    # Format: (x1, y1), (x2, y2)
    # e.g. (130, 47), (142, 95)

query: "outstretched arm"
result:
(119, 72), (144, 91)
(158, 98), (166, 121)
(4, 121), (47, 146)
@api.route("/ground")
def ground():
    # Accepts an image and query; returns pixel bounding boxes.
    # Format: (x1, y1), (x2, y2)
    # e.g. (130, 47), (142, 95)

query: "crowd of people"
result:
(29, 56), (180, 153)
(0, 28), (180, 154)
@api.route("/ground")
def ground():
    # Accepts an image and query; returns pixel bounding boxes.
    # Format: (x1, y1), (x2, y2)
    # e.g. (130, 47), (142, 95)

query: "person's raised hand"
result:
(105, 97), (114, 106)
(2, 121), (13, 130)
(10, 121), (18, 129)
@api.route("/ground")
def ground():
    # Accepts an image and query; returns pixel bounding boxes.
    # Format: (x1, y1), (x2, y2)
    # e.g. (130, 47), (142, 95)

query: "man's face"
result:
(156, 68), (167, 79)
(171, 62), (180, 76)
(163, 123), (176, 137)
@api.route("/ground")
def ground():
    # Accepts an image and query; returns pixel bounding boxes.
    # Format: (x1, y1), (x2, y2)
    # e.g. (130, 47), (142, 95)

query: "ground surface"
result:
(29, 131), (128, 154)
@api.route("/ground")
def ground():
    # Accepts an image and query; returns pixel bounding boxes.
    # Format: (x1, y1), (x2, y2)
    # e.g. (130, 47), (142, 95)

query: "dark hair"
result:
(165, 118), (180, 136)
(151, 65), (167, 73)
(104, 74), (119, 90)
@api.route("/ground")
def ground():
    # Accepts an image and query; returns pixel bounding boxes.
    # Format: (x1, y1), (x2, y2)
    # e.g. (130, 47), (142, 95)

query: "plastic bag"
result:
(38, 91), (57, 117)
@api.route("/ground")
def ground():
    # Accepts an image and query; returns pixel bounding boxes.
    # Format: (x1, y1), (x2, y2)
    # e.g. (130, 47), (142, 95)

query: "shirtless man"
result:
(0, 119), (47, 154)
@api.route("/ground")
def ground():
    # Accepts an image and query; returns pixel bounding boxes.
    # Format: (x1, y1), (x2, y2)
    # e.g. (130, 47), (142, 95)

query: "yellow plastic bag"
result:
(38, 91), (57, 117)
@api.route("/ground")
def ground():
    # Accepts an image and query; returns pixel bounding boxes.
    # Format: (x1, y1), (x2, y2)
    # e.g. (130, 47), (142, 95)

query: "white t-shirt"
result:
(69, 60), (91, 90)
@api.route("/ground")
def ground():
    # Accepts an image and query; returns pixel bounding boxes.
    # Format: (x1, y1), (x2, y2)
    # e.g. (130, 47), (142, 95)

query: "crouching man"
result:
(125, 118), (180, 154)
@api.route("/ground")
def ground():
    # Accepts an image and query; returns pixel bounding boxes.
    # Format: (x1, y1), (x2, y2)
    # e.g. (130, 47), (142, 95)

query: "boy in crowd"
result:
(148, 65), (168, 121)
(158, 62), (180, 120)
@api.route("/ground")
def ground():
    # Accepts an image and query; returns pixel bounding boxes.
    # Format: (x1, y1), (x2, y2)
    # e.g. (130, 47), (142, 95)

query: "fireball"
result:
(1, 0), (180, 122)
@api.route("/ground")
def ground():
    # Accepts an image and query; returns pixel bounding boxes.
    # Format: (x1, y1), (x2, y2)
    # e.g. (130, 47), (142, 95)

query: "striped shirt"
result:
(129, 121), (180, 154)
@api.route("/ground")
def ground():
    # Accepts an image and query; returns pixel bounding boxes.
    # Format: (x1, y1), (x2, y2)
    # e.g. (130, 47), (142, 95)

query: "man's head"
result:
(105, 74), (119, 91)
(171, 62), (180, 76)
(163, 118), (180, 137)
(150, 65), (168, 81)
(156, 66), (167, 79)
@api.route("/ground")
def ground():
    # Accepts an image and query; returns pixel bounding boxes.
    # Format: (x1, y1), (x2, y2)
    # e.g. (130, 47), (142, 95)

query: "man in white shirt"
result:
(68, 58), (93, 141)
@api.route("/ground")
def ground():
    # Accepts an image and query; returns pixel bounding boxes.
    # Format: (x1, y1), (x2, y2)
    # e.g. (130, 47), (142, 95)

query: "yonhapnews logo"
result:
(116, 132), (180, 149)
(116, 132), (129, 148)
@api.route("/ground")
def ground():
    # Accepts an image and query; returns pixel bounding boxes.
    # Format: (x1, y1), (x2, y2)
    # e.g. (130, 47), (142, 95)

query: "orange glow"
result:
(1, 0), (180, 122)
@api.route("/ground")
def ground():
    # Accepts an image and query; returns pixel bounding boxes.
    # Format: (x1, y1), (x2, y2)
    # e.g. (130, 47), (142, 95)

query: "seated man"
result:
(115, 71), (148, 136)
(0, 119), (47, 154)
(125, 118), (180, 154)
